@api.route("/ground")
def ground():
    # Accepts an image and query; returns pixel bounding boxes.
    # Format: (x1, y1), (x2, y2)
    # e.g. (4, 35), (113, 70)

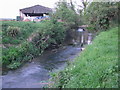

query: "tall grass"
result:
(2, 21), (40, 44)
(51, 27), (118, 88)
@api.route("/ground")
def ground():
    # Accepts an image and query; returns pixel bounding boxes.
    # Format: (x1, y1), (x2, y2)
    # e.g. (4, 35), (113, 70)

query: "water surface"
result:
(2, 46), (81, 88)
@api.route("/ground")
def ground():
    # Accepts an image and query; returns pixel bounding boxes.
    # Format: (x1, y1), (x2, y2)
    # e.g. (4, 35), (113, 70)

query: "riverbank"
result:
(49, 27), (118, 88)
(2, 20), (66, 70)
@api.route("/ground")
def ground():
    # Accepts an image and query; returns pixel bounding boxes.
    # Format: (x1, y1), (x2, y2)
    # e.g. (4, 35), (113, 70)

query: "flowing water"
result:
(2, 46), (82, 88)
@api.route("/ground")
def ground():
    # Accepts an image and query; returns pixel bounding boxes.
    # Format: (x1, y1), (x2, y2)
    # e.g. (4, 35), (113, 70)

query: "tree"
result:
(52, 0), (80, 30)
(70, 0), (76, 12)
(77, 0), (89, 14)
(83, 2), (118, 31)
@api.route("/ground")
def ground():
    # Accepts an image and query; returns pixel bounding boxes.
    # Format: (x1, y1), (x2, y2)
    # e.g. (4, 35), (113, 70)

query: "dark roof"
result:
(20, 5), (52, 14)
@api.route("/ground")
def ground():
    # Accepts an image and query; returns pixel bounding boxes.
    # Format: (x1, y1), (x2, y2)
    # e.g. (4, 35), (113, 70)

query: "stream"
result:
(2, 45), (82, 88)
(2, 26), (93, 88)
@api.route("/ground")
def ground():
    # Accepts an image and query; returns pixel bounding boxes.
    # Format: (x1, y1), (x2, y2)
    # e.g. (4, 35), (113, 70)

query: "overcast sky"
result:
(0, 0), (84, 19)
(0, 0), (119, 19)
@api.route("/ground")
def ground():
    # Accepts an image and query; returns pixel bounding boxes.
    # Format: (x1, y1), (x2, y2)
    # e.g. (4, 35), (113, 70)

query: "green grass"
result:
(2, 20), (66, 69)
(51, 27), (118, 88)
(1, 21), (40, 44)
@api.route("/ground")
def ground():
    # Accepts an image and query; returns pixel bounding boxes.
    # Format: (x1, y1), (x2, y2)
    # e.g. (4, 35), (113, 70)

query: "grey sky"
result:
(0, 0), (83, 19)
(1, 0), (118, 19)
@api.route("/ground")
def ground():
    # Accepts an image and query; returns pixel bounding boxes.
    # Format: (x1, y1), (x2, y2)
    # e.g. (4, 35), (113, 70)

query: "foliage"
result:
(2, 21), (39, 44)
(32, 20), (66, 53)
(53, 0), (80, 30)
(7, 61), (21, 69)
(7, 26), (20, 37)
(2, 20), (66, 69)
(83, 2), (118, 31)
(50, 27), (118, 88)
(2, 41), (40, 69)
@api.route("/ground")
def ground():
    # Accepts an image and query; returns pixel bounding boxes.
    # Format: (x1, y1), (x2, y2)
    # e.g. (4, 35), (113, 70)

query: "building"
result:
(19, 5), (52, 21)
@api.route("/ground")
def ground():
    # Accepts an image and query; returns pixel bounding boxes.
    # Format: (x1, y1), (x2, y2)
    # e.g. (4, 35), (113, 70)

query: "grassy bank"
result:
(2, 20), (66, 69)
(50, 27), (118, 88)
(2, 21), (38, 44)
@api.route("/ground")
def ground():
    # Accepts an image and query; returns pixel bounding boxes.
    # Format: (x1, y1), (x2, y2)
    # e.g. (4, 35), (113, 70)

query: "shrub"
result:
(7, 26), (20, 37)
(7, 61), (21, 69)
(2, 42), (35, 69)
(32, 20), (66, 53)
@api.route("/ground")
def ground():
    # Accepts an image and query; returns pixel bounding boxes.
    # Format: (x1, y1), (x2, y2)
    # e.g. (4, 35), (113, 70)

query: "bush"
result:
(2, 42), (36, 69)
(7, 61), (21, 69)
(7, 26), (20, 37)
(32, 20), (66, 53)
